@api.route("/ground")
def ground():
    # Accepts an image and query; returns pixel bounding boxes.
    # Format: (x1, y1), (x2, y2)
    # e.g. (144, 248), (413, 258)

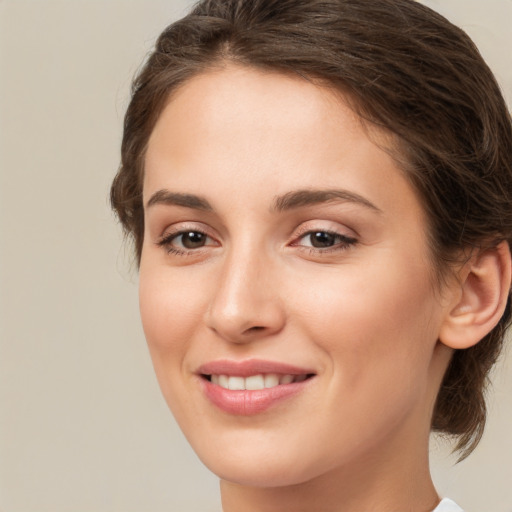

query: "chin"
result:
(205, 455), (317, 488)
(185, 426), (344, 489)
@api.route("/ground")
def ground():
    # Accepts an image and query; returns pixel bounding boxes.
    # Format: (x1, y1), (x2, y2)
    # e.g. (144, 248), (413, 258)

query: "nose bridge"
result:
(205, 237), (284, 342)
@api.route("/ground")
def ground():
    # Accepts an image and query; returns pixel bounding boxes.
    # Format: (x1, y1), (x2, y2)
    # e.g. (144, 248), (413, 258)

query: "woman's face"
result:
(140, 66), (452, 487)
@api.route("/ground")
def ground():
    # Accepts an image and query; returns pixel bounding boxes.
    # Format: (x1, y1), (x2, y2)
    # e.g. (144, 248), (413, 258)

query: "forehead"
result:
(147, 65), (361, 165)
(144, 65), (423, 225)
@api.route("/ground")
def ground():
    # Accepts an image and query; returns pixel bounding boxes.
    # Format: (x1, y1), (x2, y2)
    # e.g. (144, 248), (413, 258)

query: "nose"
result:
(204, 249), (286, 344)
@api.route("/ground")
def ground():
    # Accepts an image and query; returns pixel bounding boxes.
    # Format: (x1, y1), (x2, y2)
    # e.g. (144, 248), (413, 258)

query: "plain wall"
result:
(0, 1), (511, 511)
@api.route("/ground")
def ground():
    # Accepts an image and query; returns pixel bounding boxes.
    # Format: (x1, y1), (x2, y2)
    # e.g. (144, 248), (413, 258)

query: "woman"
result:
(111, 0), (512, 510)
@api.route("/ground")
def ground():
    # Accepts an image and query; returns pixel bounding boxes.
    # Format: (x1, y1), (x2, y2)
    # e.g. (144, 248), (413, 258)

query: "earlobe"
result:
(439, 241), (512, 350)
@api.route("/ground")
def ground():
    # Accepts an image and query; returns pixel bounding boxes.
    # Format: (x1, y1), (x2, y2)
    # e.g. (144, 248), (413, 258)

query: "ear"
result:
(439, 241), (512, 350)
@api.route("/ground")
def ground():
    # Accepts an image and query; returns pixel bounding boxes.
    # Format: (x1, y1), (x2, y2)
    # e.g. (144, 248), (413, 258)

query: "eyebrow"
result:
(272, 189), (382, 213)
(145, 188), (381, 214)
(146, 190), (213, 211)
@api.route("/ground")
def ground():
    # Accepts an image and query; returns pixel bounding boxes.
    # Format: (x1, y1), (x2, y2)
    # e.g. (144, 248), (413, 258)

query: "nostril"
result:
(246, 326), (265, 333)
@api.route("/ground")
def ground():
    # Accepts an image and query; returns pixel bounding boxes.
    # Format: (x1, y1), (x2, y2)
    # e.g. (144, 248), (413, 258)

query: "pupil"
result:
(183, 232), (205, 249)
(311, 232), (335, 247)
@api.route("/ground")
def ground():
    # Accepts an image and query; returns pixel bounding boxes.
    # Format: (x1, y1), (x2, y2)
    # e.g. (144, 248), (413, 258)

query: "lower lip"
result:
(200, 378), (312, 415)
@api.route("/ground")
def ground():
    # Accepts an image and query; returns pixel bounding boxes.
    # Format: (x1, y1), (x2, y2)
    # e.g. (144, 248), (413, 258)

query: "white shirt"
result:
(433, 498), (464, 511)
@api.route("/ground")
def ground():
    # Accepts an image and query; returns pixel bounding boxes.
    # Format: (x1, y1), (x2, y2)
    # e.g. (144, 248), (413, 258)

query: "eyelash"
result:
(156, 228), (358, 257)
(157, 229), (214, 256)
(291, 229), (358, 254)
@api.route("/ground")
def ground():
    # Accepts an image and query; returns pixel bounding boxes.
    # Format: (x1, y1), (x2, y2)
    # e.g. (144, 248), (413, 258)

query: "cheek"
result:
(139, 265), (206, 354)
(291, 256), (441, 394)
(287, 265), (441, 469)
(138, 265), (208, 420)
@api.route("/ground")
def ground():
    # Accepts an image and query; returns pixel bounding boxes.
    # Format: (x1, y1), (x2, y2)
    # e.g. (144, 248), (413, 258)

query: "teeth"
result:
(245, 375), (265, 390)
(209, 373), (307, 390)
(218, 375), (229, 389)
(279, 374), (294, 385)
(228, 376), (245, 390)
(264, 373), (279, 388)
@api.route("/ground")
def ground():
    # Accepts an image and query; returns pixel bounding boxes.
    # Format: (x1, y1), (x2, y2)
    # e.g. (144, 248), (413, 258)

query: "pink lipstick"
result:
(197, 359), (315, 415)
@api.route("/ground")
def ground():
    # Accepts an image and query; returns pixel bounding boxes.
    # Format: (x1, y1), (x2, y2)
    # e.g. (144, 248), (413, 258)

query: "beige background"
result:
(0, 1), (511, 511)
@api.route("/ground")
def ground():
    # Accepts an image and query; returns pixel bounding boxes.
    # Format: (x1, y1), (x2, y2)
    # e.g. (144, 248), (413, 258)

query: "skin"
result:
(139, 65), (460, 512)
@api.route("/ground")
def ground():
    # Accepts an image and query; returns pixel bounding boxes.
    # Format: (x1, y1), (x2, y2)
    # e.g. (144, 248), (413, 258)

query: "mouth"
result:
(202, 373), (314, 390)
(197, 360), (316, 415)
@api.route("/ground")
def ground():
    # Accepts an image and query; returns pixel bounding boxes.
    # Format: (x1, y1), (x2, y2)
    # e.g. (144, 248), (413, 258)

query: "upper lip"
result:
(197, 359), (316, 377)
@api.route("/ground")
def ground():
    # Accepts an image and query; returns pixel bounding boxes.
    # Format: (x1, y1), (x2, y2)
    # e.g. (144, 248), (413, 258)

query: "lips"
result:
(197, 359), (315, 415)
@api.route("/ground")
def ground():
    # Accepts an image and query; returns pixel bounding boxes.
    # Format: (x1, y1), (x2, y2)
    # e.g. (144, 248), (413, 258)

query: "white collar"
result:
(433, 498), (464, 512)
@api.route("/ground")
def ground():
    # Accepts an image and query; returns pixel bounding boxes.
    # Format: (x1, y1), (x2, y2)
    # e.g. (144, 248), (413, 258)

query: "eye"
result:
(174, 231), (209, 249)
(157, 229), (217, 255)
(294, 230), (357, 251)
(303, 231), (339, 248)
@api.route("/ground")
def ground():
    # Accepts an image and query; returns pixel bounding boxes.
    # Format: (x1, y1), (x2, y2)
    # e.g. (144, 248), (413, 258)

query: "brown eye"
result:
(308, 231), (337, 248)
(158, 230), (214, 253)
(178, 231), (208, 249)
(295, 230), (357, 251)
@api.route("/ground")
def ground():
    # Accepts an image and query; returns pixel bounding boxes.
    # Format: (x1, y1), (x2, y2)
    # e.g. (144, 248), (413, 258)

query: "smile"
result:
(206, 373), (310, 390)
(197, 360), (316, 415)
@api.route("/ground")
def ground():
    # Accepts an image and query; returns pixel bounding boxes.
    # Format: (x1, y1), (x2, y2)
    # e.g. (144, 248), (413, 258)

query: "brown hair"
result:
(111, 0), (512, 459)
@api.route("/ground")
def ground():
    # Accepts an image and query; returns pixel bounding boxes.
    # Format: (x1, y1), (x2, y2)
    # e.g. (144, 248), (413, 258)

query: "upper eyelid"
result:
(296, 230), (356, 241)
(295, 226), (350, 237)
(159, 221), (215, 237)
(292, 221), (358, 239)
